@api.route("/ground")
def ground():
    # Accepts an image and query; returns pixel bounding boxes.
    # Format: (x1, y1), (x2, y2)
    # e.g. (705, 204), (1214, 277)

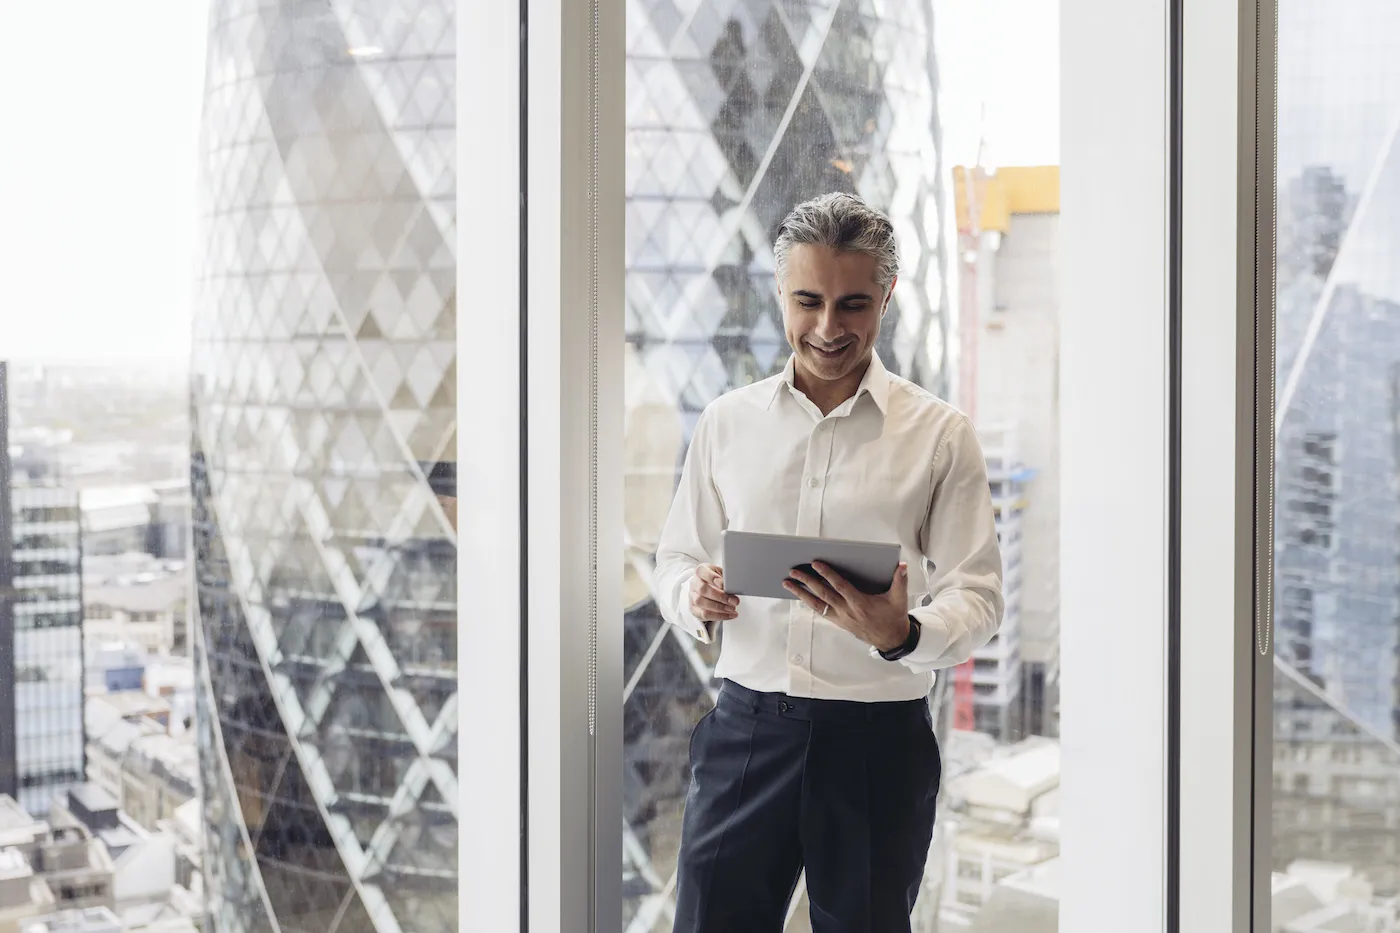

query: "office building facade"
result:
(0, 362), (87, 819)
(971, 425), (1029, 741)
(620, 1), (956, 925)
(1271, 0), (1400, 889)
(1272, 0), (1400, 741)
(192, 3), (457, 932)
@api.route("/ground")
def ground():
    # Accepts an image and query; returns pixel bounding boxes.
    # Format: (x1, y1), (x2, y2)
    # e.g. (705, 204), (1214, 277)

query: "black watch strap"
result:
(879, 616), (922, 662)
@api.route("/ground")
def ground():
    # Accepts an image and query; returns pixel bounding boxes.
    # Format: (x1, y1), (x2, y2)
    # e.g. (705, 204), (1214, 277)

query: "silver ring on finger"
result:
(822, 603), (829, 617)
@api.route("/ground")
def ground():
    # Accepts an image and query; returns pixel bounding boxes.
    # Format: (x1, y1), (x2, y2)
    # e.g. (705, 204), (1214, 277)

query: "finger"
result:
(782, 579), (827, 614)
(705, 585), (739, 607)
(810, 561), (859, 600)
(693, 596), (738, 620)
(788, 567), (841, 607)
(886, 562), (911, 600)
(698, 582), (739, 607)
(693, 566), (739, 606)
(696, 564), (724, 586)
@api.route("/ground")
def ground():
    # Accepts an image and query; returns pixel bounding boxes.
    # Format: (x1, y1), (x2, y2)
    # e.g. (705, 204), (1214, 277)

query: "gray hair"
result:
(773, 192), (900, 292)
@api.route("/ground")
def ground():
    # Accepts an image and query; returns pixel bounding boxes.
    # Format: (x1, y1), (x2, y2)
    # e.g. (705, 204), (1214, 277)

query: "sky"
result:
(937, 0), (1061, 170)
(0, 0), (1059, 365)
(0, 1), (208, 366)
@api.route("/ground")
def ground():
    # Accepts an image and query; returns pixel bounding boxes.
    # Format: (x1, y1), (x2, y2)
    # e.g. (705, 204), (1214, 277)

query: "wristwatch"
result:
(876, 615), (922, 662)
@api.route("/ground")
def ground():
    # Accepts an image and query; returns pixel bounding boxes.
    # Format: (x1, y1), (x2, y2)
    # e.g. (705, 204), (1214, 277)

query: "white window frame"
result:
(460, 0), (626, 930)
(458, 0), (525, 928)
(1061, 0), (1171, 926)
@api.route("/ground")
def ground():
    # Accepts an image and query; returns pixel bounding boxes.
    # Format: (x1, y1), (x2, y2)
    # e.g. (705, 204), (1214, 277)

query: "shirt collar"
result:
(767, 351), (891, 415)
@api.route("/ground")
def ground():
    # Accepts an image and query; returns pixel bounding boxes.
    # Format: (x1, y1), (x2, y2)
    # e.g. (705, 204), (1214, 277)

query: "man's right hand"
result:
(689, 563), (740, 623)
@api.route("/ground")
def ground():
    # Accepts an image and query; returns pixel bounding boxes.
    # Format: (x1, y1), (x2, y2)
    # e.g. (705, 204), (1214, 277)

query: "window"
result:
(191, 2), (459, 929)
(1270, 0), (1400, 908)
(619, 2), (1061, 929)
(4, 0), (1224, 923)
(2, 1), (458, 931)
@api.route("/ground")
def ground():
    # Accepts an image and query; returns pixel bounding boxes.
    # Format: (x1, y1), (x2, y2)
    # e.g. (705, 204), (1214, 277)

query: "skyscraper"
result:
(1272, 0), (1400, 738)
(0, 361), (14, 806)
(953, 165), (1062, 741)
(620, 2), (955, 925)
(191, 3), (457, 932)
(1271, 0), (1400, 890)
(974, 424), (1030, 741)
(0, 362), (87, 819)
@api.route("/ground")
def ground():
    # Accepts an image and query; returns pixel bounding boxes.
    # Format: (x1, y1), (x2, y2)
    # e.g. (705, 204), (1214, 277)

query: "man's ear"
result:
(881, 275), (899, 315)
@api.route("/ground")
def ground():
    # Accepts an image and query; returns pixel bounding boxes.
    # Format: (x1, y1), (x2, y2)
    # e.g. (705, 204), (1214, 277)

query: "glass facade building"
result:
(1271, 0), (1400, 894)
(10, 486), (85, 820)
(0, 362), (86, 821)
(191, 3), (457, 932)
(620, 1), (955, 927)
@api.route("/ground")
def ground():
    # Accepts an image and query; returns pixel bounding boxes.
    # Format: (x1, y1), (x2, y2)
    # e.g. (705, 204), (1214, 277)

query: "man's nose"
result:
(813, 306), (843, 340)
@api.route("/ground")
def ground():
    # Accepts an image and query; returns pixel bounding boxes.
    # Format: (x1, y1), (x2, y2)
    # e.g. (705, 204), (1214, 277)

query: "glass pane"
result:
(1271, 0), (1400, 920)
(0, 2), (457, 932)
(621, 2), (1061, 929)
(193, 3), (459, 932)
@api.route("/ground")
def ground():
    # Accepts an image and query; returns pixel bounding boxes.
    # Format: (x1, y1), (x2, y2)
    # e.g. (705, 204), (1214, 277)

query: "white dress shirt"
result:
(654, 352), (1004, 702)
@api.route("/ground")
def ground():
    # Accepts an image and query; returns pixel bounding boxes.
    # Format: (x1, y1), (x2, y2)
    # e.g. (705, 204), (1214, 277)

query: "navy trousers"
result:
(672, 680), (941, 933)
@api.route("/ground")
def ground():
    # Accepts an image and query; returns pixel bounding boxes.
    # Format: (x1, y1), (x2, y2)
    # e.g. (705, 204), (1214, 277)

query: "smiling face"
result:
(779, 243), (894, 392)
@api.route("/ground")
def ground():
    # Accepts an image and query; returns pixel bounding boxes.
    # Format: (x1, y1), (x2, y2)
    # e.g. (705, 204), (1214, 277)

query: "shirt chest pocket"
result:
(711, 442), (807, 533)
(823, 453), (932, 537)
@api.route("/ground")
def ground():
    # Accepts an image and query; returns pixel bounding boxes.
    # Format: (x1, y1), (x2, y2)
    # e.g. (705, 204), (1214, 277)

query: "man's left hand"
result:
(784, 561), (911, 654)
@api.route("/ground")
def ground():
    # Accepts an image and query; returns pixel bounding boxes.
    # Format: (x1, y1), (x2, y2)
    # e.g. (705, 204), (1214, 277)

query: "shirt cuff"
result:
(673, 586), (716, 645)
(896, 611), (955, 672)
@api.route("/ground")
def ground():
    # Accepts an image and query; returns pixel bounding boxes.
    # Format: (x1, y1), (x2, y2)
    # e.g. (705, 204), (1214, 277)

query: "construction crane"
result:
(952, 119), (991, 733)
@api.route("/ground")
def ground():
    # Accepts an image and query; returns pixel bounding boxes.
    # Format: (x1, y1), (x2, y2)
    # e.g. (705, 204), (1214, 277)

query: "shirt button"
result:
(807, 477), (820, 488)
(792, 654), (803, 664)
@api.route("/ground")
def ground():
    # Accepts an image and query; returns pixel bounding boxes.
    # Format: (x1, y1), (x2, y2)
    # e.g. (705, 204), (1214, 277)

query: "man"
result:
(655, 192), (1004, 933)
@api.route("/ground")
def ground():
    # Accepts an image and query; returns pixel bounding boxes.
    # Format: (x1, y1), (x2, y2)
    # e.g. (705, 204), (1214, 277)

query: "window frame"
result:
(1062, 0), (1190, 923)
(458, 0), (527, 929)
(1175, 0), (1277, 928)
(461, 0), (1285, 929)
(460, 0), (626, 930)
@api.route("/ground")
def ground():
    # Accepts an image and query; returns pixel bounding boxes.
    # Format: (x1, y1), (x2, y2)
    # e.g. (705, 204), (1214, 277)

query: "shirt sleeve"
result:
(899, 415), (1005, 672)
(654, 406), (727, 645)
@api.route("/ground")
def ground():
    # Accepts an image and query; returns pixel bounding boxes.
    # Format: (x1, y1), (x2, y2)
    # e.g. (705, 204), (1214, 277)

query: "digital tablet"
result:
(721, 530), (901, 600)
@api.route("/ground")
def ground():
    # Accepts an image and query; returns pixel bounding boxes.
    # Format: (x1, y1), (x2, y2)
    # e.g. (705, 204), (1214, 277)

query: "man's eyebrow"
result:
(791, 289), (875, 302)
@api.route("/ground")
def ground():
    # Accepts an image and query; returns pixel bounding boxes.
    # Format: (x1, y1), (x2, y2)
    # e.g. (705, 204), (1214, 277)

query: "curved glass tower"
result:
(191, 4), (457, 932)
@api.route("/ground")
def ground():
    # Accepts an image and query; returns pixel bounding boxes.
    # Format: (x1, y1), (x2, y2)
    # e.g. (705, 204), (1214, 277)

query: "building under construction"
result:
(953, 166), (1062, 741)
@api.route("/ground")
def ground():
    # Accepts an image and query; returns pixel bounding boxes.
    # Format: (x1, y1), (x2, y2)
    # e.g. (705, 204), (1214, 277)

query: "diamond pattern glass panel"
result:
(194, 4), (456, 932)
